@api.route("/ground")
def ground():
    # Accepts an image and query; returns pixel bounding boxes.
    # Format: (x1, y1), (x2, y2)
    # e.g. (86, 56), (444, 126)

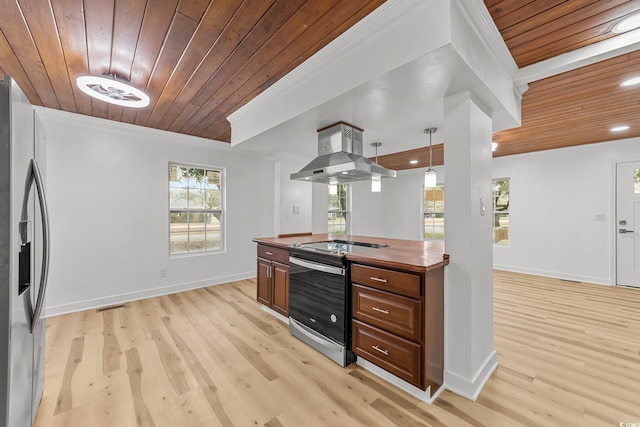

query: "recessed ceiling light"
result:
(491, 142), (498, 152)
(612, 12), (640, 33)
(76, 74), (150, 108)
(410, 160), (418, 164)
(621, 76), (640, 87)
(611, 125), (630, 132)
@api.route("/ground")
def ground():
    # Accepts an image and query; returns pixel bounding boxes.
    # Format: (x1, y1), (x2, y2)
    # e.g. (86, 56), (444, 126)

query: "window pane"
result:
(424, 213), (444, 240)
(328, 185), (348, 211)
(424, 186), (444, 240)
(206, 212), (222, 250)
(493, 179), (509, 211)
(170, 188), (187, 208)
(205, 190), (221, 209)
(424, 186), (444, 213)
(170, 165), (188, 188)
(328, 212), (346, 234)
(170, 211), (188, 254)
(187, 168), (205, 189)
(188, 212), (205, 252)
(188, 188), (204, 208)
(493, 178), (510, 245)
(494, 213), (509, 245)
(328, 184), (349, 233)
(206, 170), (221, 189)
(635, 168), (640, 194)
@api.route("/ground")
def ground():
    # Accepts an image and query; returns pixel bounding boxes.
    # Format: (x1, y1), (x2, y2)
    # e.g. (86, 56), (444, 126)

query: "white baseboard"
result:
(356, 358), (443, 404)
(444, 351), (498, 401)
(260, 305), (289, 324)
(43, 272), (255, 317)
(493, 265), (611, 286)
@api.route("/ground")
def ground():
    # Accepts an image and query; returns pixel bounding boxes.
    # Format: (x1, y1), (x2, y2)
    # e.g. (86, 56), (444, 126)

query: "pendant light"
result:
(371, 142), (382, 192)
(424, 127), (437, 188)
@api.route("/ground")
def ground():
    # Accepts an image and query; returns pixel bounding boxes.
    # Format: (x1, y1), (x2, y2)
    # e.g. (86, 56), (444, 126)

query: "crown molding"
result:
(34, 106), (229, 149)
(453, 0), (518, 75)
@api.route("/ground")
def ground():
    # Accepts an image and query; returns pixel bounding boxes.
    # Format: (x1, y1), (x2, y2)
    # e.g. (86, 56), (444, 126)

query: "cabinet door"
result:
(257, 258), (271, 306)
(271, 261), (289, 317)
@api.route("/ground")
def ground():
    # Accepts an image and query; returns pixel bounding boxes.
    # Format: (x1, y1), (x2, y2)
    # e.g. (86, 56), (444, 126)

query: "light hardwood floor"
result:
(34, 271), (640, 426)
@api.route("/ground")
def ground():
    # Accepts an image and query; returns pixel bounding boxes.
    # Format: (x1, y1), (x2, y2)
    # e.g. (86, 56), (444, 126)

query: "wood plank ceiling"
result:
(1, 0), (640, 168)
(0, 0), (385, 142)
(488, 0), (640, 160)
(379, 0), (640, 170)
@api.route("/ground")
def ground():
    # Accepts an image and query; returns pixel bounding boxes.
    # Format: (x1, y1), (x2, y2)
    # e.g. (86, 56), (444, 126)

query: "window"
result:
(493, 178), (510, 245)
(169, 164), (223, 255)
(328, 184), (349, 234)
(635, 168), (640, 194)
(424, 185), (445, 240)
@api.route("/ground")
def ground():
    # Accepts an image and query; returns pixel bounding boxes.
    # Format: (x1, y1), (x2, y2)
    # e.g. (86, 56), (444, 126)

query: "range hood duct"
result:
(290, 122), (397, 184)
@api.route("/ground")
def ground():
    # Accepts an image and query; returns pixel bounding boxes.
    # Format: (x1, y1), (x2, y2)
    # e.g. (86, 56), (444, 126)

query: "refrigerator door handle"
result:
(20, 159), (50, 333)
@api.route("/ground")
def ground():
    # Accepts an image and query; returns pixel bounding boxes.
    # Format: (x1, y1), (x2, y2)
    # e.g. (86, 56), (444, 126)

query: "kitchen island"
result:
(253, 234), (449, 400)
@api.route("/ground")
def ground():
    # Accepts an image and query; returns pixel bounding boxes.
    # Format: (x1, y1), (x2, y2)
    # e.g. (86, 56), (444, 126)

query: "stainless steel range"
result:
(287, 240), (387, 366)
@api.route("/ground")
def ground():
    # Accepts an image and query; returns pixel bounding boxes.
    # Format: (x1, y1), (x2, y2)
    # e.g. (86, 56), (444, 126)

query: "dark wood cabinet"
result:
(256, 244), (289, 317)
(351, 263), (444, 395)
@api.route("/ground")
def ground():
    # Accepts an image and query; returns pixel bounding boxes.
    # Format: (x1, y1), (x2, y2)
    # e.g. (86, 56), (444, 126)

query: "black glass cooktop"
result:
(288, 239), (389, 256)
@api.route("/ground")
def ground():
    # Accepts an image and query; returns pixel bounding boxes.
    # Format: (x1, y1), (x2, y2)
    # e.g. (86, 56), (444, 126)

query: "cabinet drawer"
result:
(351, 264), (420, 298)
(352, 284), (421, 341)
(257, 244), (289, 264)
(353, 320), (421, 387)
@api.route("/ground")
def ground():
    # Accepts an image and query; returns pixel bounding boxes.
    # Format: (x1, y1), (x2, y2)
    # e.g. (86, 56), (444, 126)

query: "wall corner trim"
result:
(444, 351), (498, 401)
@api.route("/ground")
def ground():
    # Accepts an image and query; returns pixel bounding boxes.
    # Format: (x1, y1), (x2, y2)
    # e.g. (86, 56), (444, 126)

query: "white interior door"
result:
(616, 160), (640, 287)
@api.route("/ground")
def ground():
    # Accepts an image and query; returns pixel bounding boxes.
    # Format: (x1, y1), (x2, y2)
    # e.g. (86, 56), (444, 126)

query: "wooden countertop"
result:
(253, 234), (449, 273)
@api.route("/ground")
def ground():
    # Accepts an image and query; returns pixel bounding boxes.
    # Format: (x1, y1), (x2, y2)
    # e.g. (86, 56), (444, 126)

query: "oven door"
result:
(288, 256), (347, 345)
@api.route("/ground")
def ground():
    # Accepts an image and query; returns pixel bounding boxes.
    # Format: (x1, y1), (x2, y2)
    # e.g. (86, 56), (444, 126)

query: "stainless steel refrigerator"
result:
(0, 76), (50, 427)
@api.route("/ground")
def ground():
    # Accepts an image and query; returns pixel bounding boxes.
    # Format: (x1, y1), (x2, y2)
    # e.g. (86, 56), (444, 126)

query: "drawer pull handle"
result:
(372, 345), (389, 356)
(372, 307), (389, 315)
(265, 251), (274, 256)
(370, 276), (388, 283)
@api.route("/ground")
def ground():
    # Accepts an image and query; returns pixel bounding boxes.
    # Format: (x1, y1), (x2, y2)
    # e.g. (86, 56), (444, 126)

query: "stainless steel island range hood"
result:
(290, 122), (396, 184)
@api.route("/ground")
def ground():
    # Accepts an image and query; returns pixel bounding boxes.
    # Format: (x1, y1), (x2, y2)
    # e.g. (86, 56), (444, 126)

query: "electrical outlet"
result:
(594, 213), (606, 221)
(160, 268), (167, 277)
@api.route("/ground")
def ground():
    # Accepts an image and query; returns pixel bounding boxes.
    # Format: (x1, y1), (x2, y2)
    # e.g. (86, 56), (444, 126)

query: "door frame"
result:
(611, 158), (640, 287)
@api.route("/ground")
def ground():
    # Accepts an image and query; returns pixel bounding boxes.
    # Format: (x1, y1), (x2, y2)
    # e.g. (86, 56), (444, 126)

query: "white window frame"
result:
(169, 162), (225, 256)
(493, 177), (510, 246)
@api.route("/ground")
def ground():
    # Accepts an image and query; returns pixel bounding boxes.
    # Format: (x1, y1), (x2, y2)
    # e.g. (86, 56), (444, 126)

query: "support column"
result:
(443, 91), (497, 400)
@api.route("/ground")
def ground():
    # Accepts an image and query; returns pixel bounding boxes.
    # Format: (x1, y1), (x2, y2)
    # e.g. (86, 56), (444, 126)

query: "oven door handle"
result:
(289, 256), (345, 276)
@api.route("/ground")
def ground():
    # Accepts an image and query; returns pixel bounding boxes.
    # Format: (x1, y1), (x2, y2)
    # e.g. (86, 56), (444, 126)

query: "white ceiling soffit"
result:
(228, 0), (521, 157)
(514, 27), (640, 85)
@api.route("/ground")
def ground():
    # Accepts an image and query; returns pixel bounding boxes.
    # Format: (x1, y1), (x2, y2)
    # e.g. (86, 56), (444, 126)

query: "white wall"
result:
(312, 182), (328, 234)
(275, 152), (313, 235)
(40, 108), (275, 316)
(350, 180), (383, 236)
(493, 137), (640, 285)
(307, 137), (640, 286)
